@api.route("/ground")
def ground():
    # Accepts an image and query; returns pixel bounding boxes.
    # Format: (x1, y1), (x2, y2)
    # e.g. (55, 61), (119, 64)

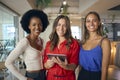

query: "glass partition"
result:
(0, 5), (18, 61)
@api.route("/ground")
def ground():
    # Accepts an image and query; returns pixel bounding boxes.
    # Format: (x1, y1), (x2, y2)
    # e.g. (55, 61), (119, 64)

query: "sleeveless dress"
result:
(78, 38), (104, 80)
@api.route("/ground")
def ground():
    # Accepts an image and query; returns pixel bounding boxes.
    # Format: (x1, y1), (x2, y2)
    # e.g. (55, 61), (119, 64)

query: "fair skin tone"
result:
(82, 14), (111, 80)
(44, 18), (77, 70)
(27, 17), (43, 80)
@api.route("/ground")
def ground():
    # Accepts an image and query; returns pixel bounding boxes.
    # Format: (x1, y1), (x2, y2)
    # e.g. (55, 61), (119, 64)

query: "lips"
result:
(58, 31), (64, 34)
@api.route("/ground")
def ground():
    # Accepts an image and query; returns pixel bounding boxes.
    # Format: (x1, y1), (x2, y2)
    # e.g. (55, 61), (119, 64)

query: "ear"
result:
(28, 26), (31, 29)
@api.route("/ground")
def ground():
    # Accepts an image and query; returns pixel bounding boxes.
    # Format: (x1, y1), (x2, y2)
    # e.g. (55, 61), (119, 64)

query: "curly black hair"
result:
(20, 9), (49, 33)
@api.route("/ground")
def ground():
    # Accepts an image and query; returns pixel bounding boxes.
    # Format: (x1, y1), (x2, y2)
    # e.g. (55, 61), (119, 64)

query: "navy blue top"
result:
(79, 45), (102, 71)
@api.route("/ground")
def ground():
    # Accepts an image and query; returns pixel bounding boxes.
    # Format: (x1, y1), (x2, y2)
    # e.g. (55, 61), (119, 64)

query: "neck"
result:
(58, 36), (66, 43)
(89, 32), (98, 40)
(29, 34), (38, 41)
(57, 37), (66, 49)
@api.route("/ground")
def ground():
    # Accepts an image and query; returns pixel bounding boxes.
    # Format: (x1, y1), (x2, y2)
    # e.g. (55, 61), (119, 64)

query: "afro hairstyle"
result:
(20, 9), (49, 33)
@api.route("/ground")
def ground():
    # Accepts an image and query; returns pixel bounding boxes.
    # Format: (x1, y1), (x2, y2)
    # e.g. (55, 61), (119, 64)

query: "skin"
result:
(27, 17), (43, 51)
(82, 14), (111, 80)
(27, 17), (43, 80)
(45, 18), (77, 71)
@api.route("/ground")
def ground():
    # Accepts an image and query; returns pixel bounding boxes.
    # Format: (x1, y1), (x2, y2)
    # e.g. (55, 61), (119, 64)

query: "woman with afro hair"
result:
(5, 9), (49, 80)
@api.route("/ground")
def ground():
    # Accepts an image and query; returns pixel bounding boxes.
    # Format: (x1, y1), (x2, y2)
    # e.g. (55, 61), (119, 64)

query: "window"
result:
(71, 26), (81, 40)
(0, 4), (19, 61)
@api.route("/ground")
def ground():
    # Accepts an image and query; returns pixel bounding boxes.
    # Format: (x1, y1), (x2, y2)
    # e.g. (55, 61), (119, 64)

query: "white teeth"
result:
(35, 30), (40, 32)
(90, 26), (94, 28)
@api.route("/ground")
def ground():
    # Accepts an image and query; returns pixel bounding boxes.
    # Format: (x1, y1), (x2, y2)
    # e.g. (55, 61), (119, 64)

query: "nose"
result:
(90, 21), (94, 26)
(35, 25), (39, 29)
(60, 25), (65, 30)
(37, 24), (43, 31)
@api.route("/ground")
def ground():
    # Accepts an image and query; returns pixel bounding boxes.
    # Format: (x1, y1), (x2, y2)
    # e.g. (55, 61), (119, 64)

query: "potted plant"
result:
(36, 0), (51, 9)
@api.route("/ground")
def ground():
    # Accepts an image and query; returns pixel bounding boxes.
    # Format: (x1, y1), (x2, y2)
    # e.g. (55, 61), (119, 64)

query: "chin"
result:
(59, 35), (65, 37)
(88, 29), (96, 32)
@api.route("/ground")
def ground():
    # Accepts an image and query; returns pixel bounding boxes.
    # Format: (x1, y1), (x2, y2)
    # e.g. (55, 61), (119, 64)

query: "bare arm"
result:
(101, 38), (111, 80)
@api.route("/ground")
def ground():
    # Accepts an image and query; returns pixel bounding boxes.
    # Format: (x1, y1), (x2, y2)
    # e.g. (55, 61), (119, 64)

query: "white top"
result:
(5, 37), (43, 80)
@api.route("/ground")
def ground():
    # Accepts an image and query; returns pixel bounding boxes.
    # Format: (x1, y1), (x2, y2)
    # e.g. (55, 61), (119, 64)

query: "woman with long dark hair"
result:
(44, 15), (80, 80)
(78, 11), (111, 80)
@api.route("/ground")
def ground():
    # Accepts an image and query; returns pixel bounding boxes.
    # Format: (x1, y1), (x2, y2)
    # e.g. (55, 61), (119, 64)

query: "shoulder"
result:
(44, 41), (51, 51)
(72, 39), (80, 44)
(19, 37), (27, 42)
(101, 38), (111, 48)
(71, 39), (80, 47)
(16, 37), (29, 46)
(46, 41), (51, 44)
(45, 41), (51, 47)
(102, 38), (110, 45)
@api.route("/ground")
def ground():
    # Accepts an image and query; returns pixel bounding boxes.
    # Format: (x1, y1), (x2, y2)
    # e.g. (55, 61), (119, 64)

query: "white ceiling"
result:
(80, 0), (120, 18)
(0, 0), (32, 16)
(0, 0), (120, 19)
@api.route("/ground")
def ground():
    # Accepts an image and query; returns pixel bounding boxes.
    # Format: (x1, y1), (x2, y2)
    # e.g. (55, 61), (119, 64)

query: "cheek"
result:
(64, 28), (67, 33)
(85, 24), (89, 28)
(55, 27), (59, 31)
(85, 23), (89, 27)
(86, 26), (89, 30)
(28, 26), (32, 31)
(28, 26), (30, 29)
(39, 26), (43, 31)
(94, 22), (99, 28)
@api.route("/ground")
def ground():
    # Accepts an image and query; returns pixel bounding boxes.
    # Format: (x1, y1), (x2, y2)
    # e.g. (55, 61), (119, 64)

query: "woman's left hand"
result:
(54, 57), (68, 69)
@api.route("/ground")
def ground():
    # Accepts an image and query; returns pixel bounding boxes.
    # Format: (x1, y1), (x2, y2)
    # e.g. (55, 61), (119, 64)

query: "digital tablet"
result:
(47, 53), (67, 62)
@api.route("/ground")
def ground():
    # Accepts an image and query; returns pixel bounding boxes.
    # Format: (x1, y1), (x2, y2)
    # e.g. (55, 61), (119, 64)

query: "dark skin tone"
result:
(26, 17), (43, 80)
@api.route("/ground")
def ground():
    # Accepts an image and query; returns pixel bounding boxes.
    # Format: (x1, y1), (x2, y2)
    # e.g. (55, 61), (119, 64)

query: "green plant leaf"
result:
(36, 0), (51, 9)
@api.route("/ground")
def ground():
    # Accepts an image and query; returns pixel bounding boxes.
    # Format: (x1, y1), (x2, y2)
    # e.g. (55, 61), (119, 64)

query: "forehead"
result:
(86, 14), (98, 20)
(58, 18), (66, 23)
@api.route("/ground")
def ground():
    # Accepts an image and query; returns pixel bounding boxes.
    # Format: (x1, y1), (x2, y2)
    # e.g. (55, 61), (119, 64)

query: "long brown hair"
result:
(49, 15), (73, 50)
(82, 11), (103, 44)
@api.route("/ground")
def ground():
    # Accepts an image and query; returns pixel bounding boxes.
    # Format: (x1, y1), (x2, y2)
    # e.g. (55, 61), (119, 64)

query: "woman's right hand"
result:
(27, 78), (34, 80)
(46, 57), (55, 68)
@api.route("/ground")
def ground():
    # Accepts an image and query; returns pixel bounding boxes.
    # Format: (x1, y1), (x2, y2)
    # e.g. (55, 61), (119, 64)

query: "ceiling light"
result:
(63, 0), (67, 5)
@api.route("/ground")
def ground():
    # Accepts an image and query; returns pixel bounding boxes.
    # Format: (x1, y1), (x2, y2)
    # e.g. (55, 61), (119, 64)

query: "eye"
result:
(93, 19), (98, 22)
(57, 23), (61, 27)
(39, 23), (43, 27)
(86, 20), (90, 23)
(32, 23), (36, 26)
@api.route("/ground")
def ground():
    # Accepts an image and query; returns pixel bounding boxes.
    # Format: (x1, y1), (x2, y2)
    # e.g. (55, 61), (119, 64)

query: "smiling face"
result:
(56, 18), (67, 38)
(29, 17), (42, 36)
(85, 14), (100, 33)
